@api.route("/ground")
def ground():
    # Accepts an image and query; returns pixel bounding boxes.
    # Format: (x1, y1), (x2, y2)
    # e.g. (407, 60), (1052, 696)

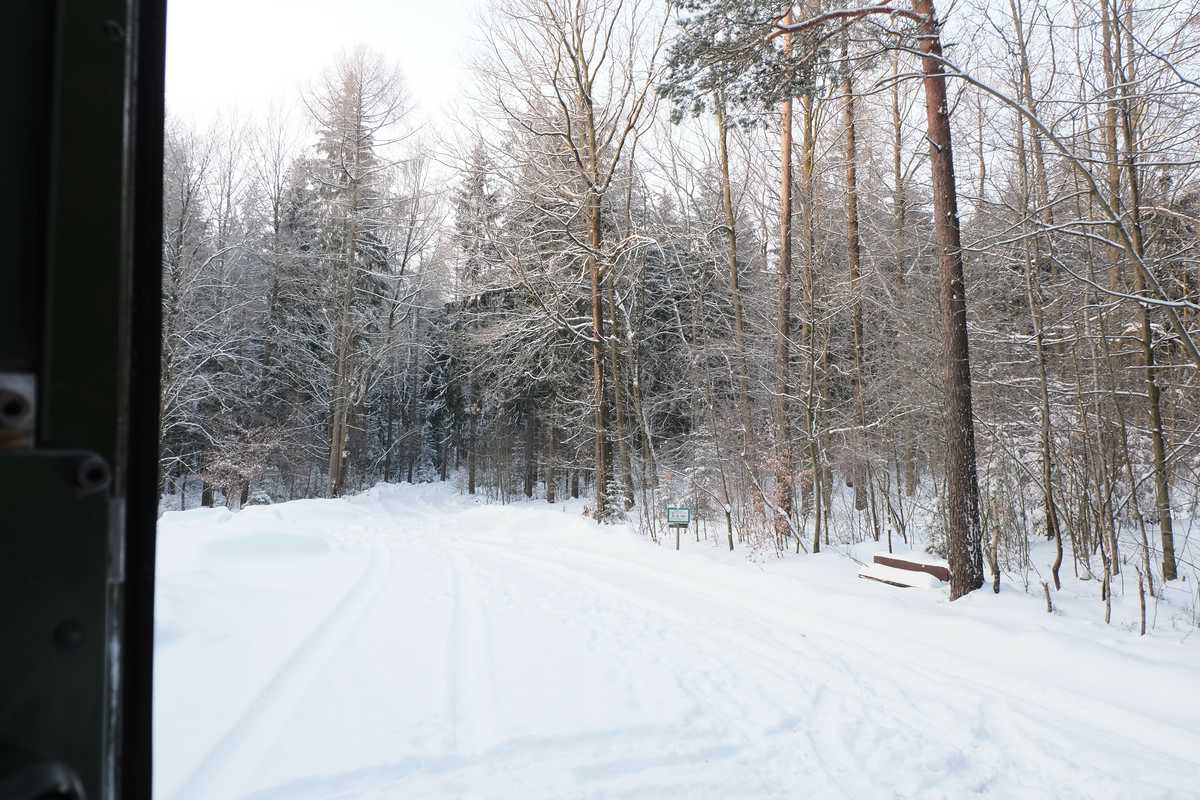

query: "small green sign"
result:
(666, 506), (691, 527)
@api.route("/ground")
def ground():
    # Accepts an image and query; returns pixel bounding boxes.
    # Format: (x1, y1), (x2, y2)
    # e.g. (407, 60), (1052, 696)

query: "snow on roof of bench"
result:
(873, 551), (949, 569)
(859, 563), (945, 589)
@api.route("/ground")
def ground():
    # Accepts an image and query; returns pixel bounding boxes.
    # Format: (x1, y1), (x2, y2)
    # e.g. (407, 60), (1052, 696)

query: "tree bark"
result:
(1014, 106), (1063, 590)
(524, 397), (537, 498)
(799, 89), (822, 554)
(607, 281), (635, 509)
(913, 0), (985, 598)
(1115, 0), (1176, 581)
(545, 421), (557, 503)
(891, 50), (918, 497)
(715, 92), (753, 449)
(578, 71), (609, 519)
(1008, 0), (1054, 232)
(842, 36), (870, 514)
(589, 196), (608, 517)
(467, 392), (477, 495)
(773, 12), (796, 546)
(327, 102), (363, 499)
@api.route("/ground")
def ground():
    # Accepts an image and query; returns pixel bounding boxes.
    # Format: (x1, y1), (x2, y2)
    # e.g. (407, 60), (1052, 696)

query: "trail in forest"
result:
(155, 482), (1200, 800)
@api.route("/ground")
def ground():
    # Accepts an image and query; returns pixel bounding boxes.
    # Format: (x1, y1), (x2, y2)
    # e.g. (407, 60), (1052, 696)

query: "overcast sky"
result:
(166, 0), (482, 130)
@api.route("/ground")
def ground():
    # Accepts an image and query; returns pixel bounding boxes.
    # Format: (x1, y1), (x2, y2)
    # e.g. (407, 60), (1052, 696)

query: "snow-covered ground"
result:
(155, 482), (1200, 799)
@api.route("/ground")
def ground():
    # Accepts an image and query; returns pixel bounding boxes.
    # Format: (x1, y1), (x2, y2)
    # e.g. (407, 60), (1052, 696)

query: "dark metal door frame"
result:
(2, 1), (166, 798)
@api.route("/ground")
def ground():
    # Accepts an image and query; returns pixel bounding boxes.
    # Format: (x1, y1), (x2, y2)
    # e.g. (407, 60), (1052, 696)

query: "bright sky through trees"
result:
(166, 0), (480, 128)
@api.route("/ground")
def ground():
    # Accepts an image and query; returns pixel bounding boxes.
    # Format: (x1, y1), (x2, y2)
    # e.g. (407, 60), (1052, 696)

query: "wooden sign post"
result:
(667, 506), (691, 551)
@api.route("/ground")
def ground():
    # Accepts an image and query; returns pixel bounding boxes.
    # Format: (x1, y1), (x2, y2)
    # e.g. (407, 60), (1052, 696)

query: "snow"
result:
(156, 482), (1200, 799)
(858, 562), (943, 588)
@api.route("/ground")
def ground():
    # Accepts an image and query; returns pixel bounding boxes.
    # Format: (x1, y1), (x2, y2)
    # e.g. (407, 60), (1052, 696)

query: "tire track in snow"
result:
(501, 543), (1031, 796)
(460, 536), (1199, 797)
(171, 535), (393, 800)
(382, 494), (467, 755)
(433, 527), (778, 794)
(509, 546), (940, 793)
(446, 545), (501, 754)
(445, 545), (463, 752)
(465, 539), (841, 687)
(158, 486), (1200, 799)
(460, 546), (827, 721)
(458, 538), (877, 796)
(380, 491), (495, 756)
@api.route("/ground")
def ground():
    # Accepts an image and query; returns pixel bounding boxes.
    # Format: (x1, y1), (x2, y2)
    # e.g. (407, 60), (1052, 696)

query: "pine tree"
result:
(306, 46), (409, 496)
(453, 139), (503, 293)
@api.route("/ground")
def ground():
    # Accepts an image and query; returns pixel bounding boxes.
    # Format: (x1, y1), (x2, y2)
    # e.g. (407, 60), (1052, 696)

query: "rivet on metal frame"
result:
(0, 373), (36, 449)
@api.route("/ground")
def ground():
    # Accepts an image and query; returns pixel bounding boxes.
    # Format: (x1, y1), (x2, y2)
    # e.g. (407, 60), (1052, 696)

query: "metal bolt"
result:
(76, 455), (111, 494)
(0, 390), (31, 428)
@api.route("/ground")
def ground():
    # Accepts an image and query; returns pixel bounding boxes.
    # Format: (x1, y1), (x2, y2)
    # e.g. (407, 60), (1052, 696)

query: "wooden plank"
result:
(873, 553), (950, 582)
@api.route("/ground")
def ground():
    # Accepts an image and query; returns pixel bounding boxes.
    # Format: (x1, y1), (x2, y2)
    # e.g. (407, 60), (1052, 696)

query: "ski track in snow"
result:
(154, 482), (1200, 800)
(171, 536), (394, 800)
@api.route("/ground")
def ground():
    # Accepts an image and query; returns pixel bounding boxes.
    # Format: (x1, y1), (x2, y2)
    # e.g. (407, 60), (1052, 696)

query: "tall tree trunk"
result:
(383, 391), (395, 483)
(975, 94), (986, 212)
(842, 36), (870, 514)
(328, 373), (348, 497)
(1097, 1), (1126, 573)
(1008, 0), (1054, 231)
(1101, 4), (1124, 294)
(524, 397), (537, 498)
(891, 50), (918, 497)
(1015, 107), (1063, 590)
(627, 318), (657, 485)
(715, 92), (753, 449)
(773, 11), (796, 546)
(1116, 0), (1176, 580)
(607, 281), (635, 509)
(468, 435), (477, 495)
(328, 131), (362, 498)
(589, 195), (608, 517)
(578, 74), (609, 520)
(800, 89), (822, 554)
(914, 0), (985, 598)
(467, 385), (478, 494)
(545, 420), (557, 503)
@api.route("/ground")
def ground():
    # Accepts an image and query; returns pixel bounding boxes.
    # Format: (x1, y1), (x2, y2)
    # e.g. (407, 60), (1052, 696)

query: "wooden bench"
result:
(858, 552), (950, 589)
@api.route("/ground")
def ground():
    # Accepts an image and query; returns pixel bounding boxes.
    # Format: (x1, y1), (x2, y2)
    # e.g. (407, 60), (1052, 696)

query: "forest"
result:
(159, 0), (1200, 602)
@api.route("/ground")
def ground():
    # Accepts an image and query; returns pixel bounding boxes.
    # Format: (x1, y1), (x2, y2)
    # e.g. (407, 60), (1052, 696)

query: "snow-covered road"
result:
(155, 483), (1200, 799)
